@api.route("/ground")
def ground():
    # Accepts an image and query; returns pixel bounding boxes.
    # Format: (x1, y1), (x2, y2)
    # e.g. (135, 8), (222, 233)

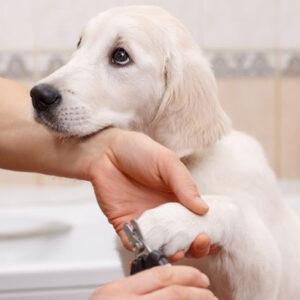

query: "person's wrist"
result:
(74, 127), (125, 182)
(43, 134), (88, 180)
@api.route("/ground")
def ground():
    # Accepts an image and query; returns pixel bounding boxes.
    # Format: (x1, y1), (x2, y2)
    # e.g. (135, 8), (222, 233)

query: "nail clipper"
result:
(123, 219), (170, 275)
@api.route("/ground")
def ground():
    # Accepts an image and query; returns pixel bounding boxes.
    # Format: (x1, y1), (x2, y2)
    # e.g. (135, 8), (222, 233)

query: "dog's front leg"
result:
(137, 197), (281, 300)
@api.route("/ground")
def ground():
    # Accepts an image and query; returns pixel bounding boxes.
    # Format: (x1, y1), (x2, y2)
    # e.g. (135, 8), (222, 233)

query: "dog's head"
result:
(31, 6), (230, 157)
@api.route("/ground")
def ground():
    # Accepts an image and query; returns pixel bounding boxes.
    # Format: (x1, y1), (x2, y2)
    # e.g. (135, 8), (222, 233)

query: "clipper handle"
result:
(145, 250), (169, 268)
(130, 250), (170, 275)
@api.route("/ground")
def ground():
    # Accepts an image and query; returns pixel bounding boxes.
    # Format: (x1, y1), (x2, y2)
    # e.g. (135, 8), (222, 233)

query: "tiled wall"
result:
(0, 0), (299, 186)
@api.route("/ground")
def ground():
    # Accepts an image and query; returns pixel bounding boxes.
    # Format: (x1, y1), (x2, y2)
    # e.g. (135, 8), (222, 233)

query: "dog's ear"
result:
(150, 48), (231, 158)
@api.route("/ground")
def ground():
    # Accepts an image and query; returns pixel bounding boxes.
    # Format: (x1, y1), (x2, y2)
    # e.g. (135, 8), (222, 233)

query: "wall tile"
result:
(280, 52), (300, 77)
(280, 0), (300, 49)
(280, 79), (300, 178)
(218, 78), (278, 173)
(0, 0), (202, 51)
(206, 51), (277, 78)
(202, 0), (277, 49)
(0, 0), (35, 50)
(122, 0), (202, 42)
(33, 0), (124, 50)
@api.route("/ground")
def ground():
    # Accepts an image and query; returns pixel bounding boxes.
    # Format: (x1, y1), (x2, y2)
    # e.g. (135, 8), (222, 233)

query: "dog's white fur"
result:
(34, 6), (300, 300)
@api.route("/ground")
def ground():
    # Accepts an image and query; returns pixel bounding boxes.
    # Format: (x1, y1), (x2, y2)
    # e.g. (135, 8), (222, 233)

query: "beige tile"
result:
(280, 79), (300, 179)
(217, 78), (278, 173)
(0, 169), (38, 185)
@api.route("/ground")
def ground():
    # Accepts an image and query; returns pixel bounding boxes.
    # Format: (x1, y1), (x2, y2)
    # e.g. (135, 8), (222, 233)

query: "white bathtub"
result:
(0, 181), (299, 300)
(0, 183), (123, 300)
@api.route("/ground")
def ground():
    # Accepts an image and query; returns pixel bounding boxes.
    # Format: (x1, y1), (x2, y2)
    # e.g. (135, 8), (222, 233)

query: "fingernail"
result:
(197, 244), (210, 252)
(200, 273), (210, 286)
(195, 197), (209, 209)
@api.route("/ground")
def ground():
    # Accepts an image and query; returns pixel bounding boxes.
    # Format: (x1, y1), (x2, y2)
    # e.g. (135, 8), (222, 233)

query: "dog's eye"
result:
(77, 37), (82, 48)
(111, 48), (130, 66)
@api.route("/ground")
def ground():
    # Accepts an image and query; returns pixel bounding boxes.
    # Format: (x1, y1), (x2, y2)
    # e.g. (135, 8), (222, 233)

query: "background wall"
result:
(0, 0), (299, 186)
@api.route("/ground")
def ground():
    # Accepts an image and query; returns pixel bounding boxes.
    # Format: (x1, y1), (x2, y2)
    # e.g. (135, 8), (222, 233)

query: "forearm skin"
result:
(0, 78), (98, 180)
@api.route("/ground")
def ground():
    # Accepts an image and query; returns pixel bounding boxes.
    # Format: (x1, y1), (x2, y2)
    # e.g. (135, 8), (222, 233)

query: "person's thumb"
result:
(158, 151), (209, 215)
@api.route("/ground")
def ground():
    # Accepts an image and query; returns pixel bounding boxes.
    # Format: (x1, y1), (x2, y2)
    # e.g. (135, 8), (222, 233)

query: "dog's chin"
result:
(35, 113), (112, 138)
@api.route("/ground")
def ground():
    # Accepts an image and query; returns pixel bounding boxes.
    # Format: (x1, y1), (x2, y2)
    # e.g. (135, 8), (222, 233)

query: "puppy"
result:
(31, 6), (300, 300)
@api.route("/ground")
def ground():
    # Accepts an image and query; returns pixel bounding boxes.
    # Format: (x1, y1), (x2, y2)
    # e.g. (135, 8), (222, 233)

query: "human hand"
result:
(79, 128), (219, 259)
(89, 266), (217, 300)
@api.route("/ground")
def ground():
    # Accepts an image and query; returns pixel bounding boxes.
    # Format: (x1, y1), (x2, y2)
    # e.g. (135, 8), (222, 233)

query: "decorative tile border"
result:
(281, 53), (300, 77)
(1, 51), (300, 79)
(0, 52), (72, 80)
(0, 53), (34, 79)
(206, 52), (276, 78)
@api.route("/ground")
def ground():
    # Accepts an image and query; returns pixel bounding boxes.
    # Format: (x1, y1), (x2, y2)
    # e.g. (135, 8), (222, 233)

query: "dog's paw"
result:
(137, 202), (202, 257)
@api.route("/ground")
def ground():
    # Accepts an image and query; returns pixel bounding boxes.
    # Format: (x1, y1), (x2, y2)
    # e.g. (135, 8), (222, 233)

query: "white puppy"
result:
(31, 6), (300, 300)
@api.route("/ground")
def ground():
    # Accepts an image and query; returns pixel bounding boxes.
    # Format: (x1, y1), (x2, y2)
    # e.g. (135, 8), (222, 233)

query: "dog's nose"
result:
(30, 84), (62, 111)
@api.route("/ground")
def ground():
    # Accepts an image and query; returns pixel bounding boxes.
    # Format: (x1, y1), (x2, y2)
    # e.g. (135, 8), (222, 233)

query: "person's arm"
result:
(0, 78), (91, 178)
(0, 78), (218, 260)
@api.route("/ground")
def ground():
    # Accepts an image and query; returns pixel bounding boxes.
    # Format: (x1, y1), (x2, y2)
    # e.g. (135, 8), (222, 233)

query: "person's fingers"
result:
(168, 235), (220, 261)
(186, 234), (211, 259)
(112, 266), (210, 295)
(158, 151), (209, 215)
(142, 285), (217, 300)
